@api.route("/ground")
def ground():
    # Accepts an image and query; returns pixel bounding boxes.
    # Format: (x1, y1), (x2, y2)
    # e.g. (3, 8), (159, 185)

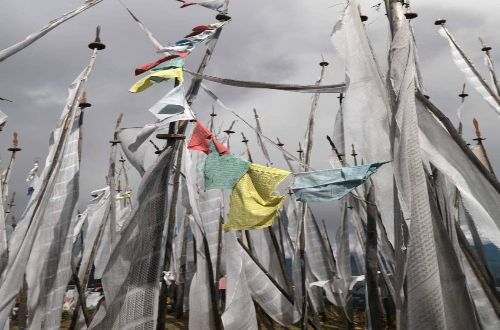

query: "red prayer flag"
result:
(134, 52), (189, 76)
(184, 25), (217, 38)
(188, 122), (229, 155)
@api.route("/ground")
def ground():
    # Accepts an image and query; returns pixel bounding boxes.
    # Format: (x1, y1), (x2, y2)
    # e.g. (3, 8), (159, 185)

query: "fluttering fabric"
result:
(221, 232), (258, 330)
(203, 142), (250, 190)
(416, 99), (500, 248)
(291, 162), (387, 202)
(148, 84), (190, 120)
(224, 163), (290, 231)
(0, 65), (91, 329)
(124, 92), (194, 163)
(330, 0), (394, 243)
(135, 53), (189, 75)
(0, 0), (104, 63)
(88, 147), (175, 329)
(390, 14), (447, 330)
(157, 22), (226, 54)
(438, 26), (500, 118)
(180, 0), (229, 12)
(185, 25), (218, 38)
(188, 121), (229, 155)
(128, 68), (184, 93)
(150, 57), (186, 72)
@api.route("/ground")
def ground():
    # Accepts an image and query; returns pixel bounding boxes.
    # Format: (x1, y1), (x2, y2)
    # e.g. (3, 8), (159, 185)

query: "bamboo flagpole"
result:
(1, 132), (22, 200)
(156, 13), (230, 330)
(298, 60), (328, 330)
(472, 118), (497, 179)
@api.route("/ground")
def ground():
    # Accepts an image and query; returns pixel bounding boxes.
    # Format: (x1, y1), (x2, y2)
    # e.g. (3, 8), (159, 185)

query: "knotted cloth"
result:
(203, 142), (250, 190)
(291, 162), (387, 202)
(225, 163), (291, 231)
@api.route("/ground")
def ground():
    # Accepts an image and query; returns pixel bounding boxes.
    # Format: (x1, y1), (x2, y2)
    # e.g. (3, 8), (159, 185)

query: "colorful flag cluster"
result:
(127, 20), (228, 150)
(187, 122), (388, 231)
(130, 21), (226, 93)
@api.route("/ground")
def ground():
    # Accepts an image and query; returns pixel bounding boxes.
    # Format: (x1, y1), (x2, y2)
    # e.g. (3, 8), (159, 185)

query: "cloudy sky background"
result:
(0, 0), (499, 235)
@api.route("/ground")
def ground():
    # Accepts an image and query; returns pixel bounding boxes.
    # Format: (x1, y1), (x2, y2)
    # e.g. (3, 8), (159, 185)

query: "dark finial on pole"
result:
(360, 14), (368, 22)
(297, 142), (304, 160)
(479, 37), (492, 52)
(88, 25), (106, 50)
(319, 61), (329, 67)
(276, 138), (284, 147)
(351, 144), (358, 165)
(404, 12), (418, 19)
(8, 132), (21, 152)
(458, 83), (468, 100)
(79, 91), (92, 109)
(224, 120), (236, 135)
(215, 13), (231, 21)
(149, 139), (162, 154)
(241, 132), (248, 143)
(337, 93), (344, 105)
(119, 154), (126, 164)
(472, 118), (485, 143)
(210, 106), (217, 117)
(434, 19), (446, 25)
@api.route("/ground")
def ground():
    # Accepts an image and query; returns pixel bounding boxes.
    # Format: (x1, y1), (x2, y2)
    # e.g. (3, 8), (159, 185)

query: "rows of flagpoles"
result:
(0, 0), (499, 329)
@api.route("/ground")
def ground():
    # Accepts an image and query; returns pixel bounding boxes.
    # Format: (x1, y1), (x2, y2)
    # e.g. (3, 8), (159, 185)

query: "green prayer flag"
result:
(203, 142), (250, 190)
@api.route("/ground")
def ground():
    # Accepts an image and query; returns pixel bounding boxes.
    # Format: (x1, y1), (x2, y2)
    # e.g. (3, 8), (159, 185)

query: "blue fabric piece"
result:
(291, 162), (388, 202)
(175, 39), (195, 46)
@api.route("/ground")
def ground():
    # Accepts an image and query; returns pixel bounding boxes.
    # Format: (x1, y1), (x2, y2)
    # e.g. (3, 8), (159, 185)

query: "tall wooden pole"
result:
(472, 118), (497, 179)
(299, 60), (328, 330)
(241, 133), (253, 162)
(2, 132), (21, 200)
(435, 21), (500, 107)
(223, 120), (236, 150)
(457, 83), (468, 135)
(156, 15), (229, 330)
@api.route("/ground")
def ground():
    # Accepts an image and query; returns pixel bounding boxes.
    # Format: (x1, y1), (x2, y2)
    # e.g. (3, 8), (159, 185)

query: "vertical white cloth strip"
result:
(330, 0), (395, 244)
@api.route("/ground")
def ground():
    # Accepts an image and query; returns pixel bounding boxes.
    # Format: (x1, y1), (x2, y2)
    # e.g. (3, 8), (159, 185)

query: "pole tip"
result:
(404, 12), (418, 19)
(319, 61), (329, 67)
(88, 25), (106, 50)
(216, 13), (231, 21)
(434, 19), (446, 25)
(360, 14), (368, 22)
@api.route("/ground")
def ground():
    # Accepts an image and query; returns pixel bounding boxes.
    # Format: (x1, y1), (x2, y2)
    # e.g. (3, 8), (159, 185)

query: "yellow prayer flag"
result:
(224, 163), (291, 232)
(128, 68), (184, 93)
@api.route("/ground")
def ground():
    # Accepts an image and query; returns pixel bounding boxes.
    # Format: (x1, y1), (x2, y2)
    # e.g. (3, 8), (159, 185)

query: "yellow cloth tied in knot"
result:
(224, 163), (291, 231)
(128, 68), (184, 93)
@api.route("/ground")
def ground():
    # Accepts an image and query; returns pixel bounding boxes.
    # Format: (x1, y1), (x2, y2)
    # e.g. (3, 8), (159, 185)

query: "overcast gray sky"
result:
(0, 0), (499, 233)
